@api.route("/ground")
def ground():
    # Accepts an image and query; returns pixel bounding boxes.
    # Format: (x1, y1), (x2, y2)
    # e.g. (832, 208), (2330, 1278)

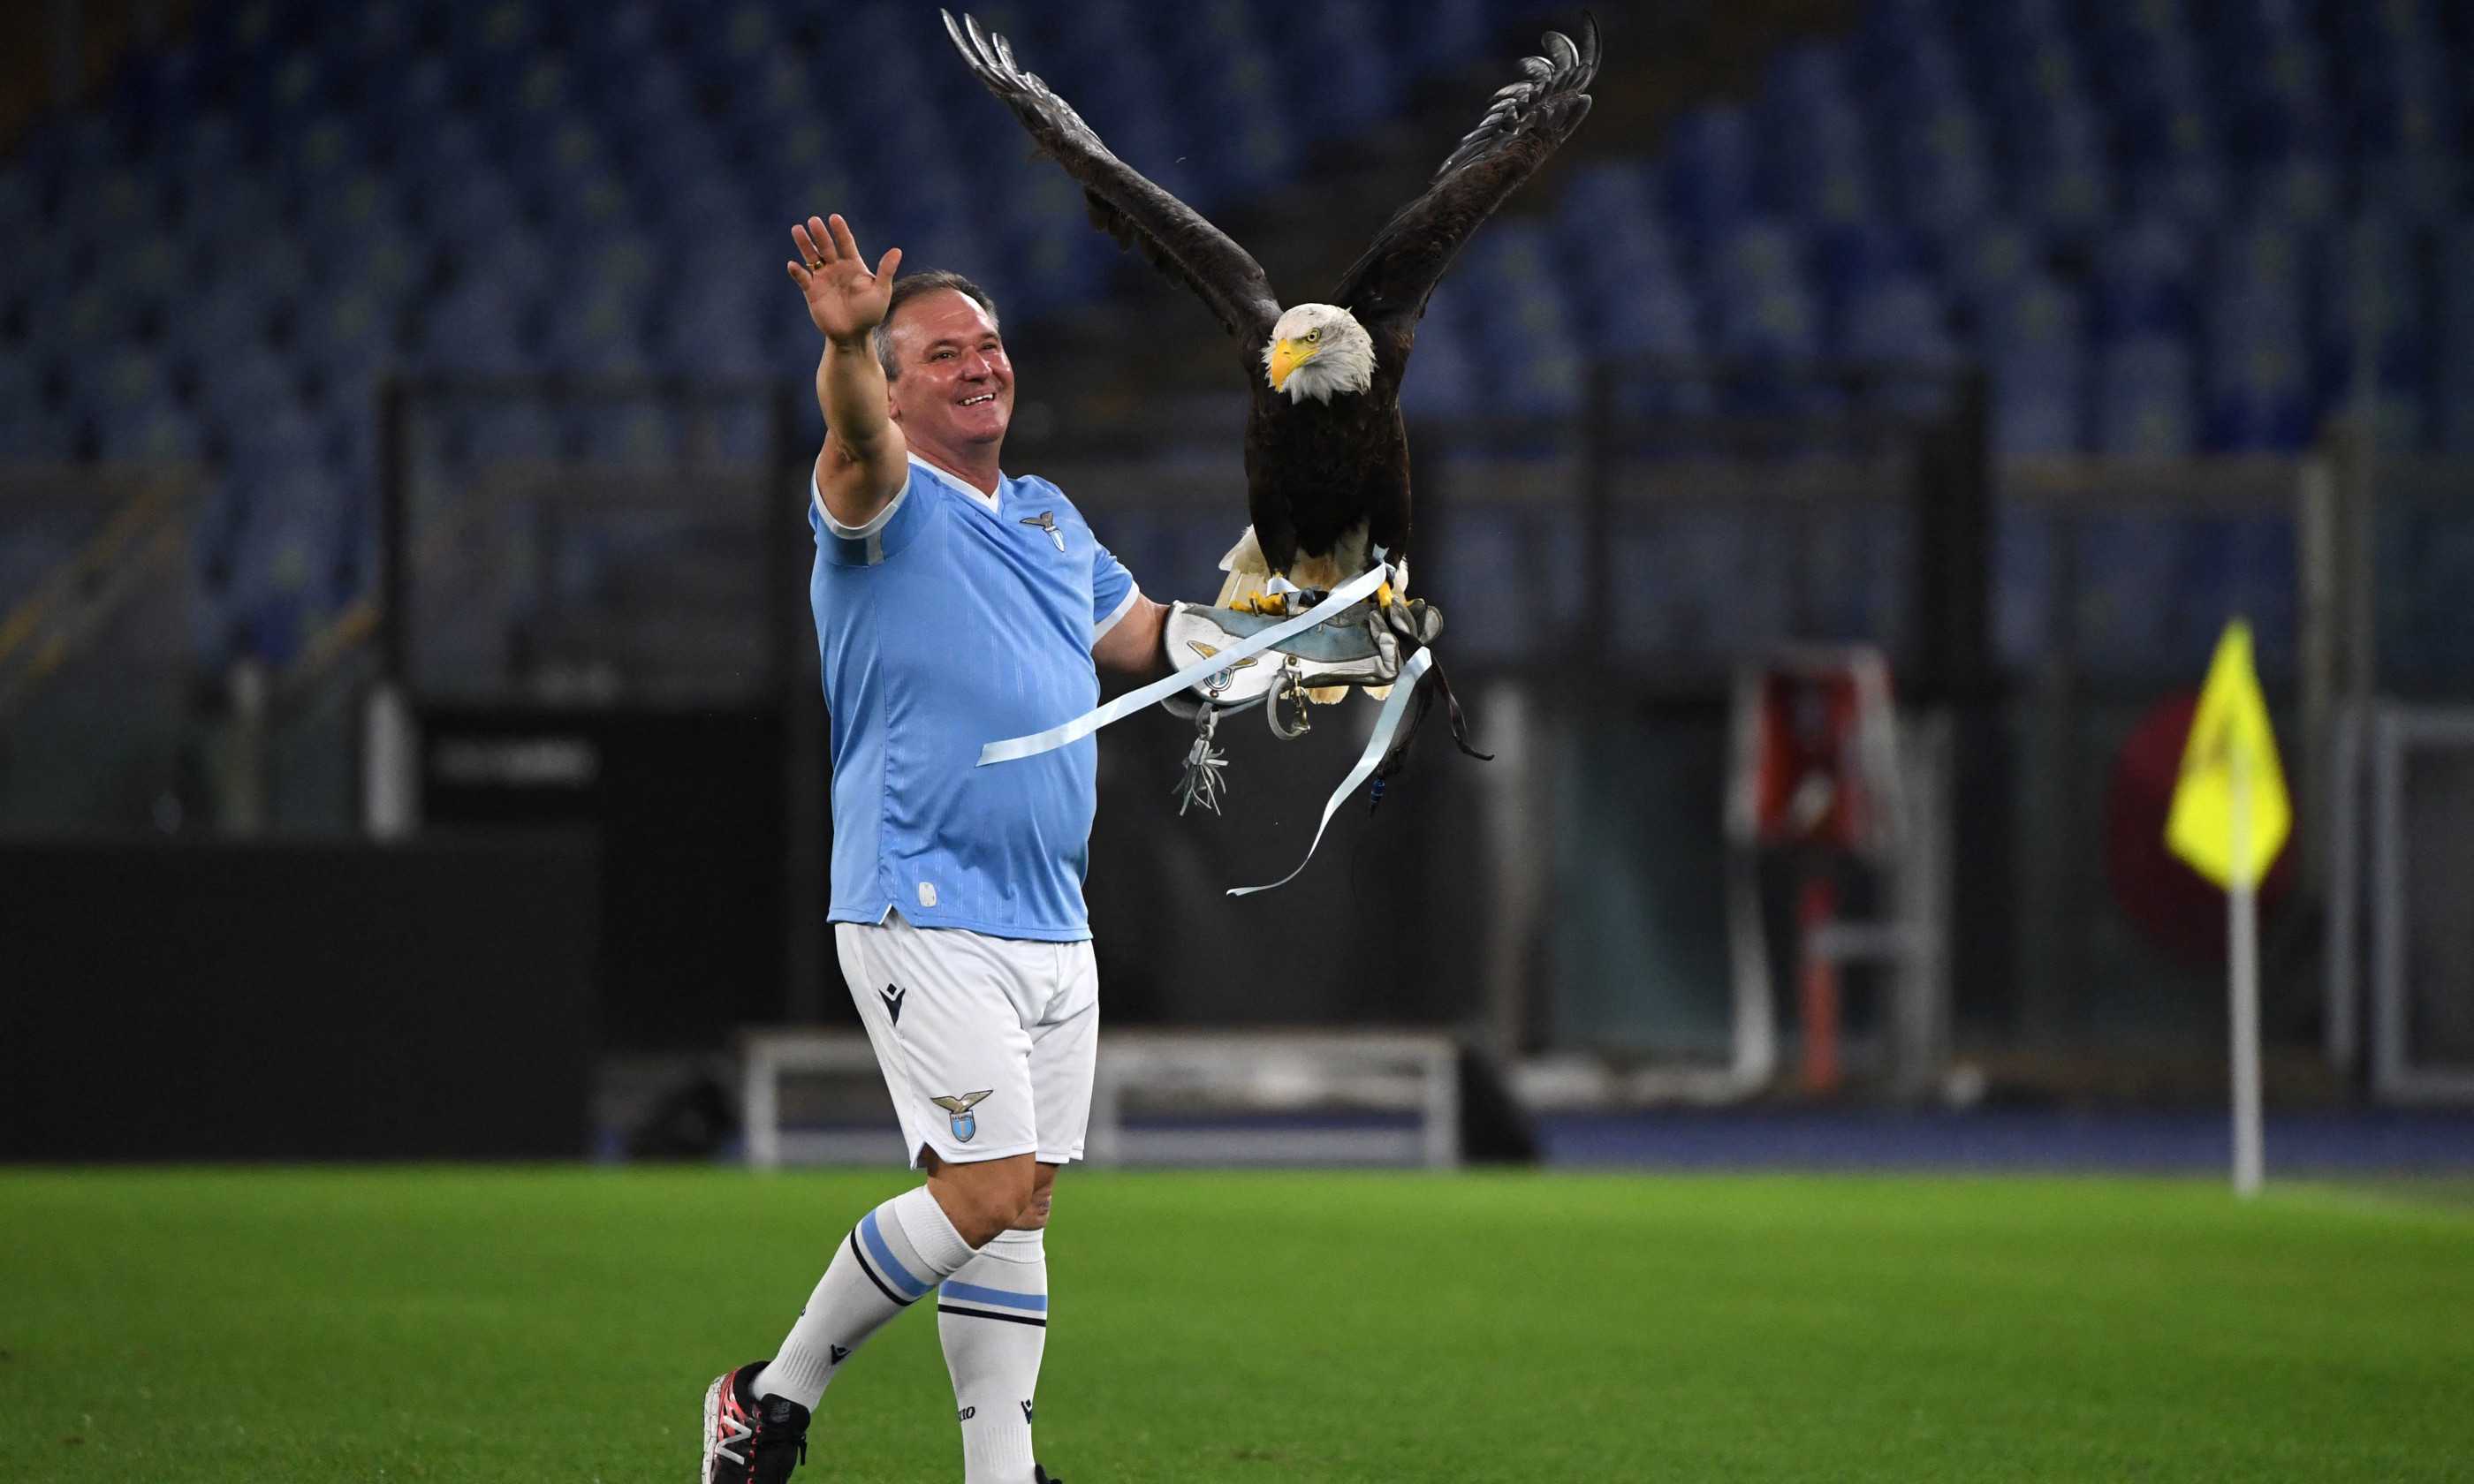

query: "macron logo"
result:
(879, 984), (907, 1025)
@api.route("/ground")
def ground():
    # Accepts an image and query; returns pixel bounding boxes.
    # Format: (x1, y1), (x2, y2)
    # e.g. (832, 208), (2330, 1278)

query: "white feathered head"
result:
(1262, 303), (1377, 404)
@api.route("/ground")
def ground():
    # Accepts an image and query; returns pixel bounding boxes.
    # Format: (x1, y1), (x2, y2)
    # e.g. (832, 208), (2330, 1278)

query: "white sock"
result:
(938, 1226), (1048, 1484)
(756, 1185), (981, 1410)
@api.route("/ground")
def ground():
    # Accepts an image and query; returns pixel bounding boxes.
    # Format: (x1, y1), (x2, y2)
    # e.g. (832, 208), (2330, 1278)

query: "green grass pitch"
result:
(3, 1168), (2469, 1481)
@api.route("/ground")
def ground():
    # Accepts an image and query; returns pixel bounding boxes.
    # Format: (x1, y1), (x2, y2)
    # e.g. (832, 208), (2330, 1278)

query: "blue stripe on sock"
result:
(939, 1279), (1048, 1313)
(858, 1210), (932, 1298)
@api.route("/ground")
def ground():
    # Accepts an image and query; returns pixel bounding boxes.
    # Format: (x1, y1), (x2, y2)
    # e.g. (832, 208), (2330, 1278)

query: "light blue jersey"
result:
(808, 455), (1139, 941)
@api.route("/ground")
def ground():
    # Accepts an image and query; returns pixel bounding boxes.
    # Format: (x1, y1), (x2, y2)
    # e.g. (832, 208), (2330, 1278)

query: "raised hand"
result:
(785, 214), (903, 344)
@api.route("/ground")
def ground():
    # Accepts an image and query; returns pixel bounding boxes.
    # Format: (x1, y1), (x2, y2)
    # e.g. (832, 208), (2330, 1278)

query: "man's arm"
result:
(1093, 594), (1171, 678)
(786, 214), (907, 528)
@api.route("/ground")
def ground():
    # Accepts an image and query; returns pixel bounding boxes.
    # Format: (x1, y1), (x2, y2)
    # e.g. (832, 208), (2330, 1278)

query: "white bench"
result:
(740, 1028), (1461, 1170)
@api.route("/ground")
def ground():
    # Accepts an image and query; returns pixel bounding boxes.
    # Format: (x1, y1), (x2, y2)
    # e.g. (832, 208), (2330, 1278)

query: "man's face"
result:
(884, 289), (1013, 451)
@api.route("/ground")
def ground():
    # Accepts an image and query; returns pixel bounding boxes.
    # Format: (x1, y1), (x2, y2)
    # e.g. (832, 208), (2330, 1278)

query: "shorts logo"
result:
(931, 1089), (994, 1143)
(879, 983), (907, 1025)
(1020, 511), (1066, 553)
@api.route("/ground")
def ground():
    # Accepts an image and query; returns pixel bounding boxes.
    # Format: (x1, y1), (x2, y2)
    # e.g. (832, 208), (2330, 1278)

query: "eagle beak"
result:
(1266, 337), (1316, 390)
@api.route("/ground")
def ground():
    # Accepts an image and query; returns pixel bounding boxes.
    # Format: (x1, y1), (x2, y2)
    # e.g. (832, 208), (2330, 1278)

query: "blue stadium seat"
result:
(1457, 227), (1586, 418)
(2315, 217), (2432, 408)
(1705, 218), (1807, 300)
(2093, 336), (2197, 456)
(1761, 42), (1853, 117)
(1883, 95), (1995, 238)
(1714, 282), (1821, 366)
(0, 167), (34, 241)
(1981, 273), (2087, 454)
(412, 283), (534, 374)
(2093, 218), (2199, 340)
(2205, 219), (2313, 348)
(655, 278), (776, 380)
(1556, 163), (1672, 289)
(2203, 328), (2314, 451)
(2243, 154), (2342, 229)
(1397, 309), (1477, 422)
(1764, 112), (1876, 230)
(539, 285), (651, 374)
(563, 404), (683, 465)
(166, 283), (280, 374)
(1838, 277), (1956, 365)
(97, 403), (203, 465)
(1662, 105), (1757, 241)
(1584, 274), (1700, 363)
(1390, 0), (1490, 74)
(2221, 32), (2331, 165)
(1945, 216), (2041, 310)
(1989, 357), (2083, 457)
(295, 288), (403, 383)
(1809, 220), (1918, 319)
(0, 338), (34, 418)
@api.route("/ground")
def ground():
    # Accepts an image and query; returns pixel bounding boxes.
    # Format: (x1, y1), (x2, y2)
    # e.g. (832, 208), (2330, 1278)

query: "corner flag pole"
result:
(2228, 754), (2264, 1200)
(2167, 620), (2287, 1200)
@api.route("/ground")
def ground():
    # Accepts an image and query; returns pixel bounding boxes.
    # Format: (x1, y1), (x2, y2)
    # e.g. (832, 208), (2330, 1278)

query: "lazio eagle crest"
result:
(931, 1089), (994, 1142)
(1019, 511), (1065, 552)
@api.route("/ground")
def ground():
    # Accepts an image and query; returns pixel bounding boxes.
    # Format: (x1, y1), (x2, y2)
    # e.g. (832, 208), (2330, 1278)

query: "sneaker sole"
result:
(699, 1373), (727, 1484)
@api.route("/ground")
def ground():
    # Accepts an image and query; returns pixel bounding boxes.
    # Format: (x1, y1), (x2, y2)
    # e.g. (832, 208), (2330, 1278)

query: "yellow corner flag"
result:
(2166, 620), (2291, 890)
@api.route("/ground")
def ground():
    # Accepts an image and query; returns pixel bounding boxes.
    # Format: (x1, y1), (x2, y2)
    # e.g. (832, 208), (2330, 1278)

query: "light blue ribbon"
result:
(976, 560), (1392, 767)
(1226, 647), (1434, 897)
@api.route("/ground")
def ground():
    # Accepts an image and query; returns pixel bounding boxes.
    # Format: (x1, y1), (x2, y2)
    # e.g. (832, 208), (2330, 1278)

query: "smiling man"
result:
(696, 214), (1176, 1484)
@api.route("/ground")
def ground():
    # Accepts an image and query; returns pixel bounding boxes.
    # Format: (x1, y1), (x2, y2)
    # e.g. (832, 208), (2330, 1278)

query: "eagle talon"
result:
(1376, 580), (1394, 609)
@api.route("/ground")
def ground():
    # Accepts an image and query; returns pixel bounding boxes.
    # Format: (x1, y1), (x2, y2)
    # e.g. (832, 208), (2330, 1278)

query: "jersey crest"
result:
(1020, 511), (1066, 552)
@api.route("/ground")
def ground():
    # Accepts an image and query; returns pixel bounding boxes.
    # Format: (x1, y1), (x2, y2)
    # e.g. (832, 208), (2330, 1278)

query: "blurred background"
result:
(4, 0), (2471, 1176)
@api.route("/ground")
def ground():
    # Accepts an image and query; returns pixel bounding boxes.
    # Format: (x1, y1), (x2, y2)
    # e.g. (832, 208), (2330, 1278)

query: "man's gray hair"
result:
(872, 270), (1001, 381)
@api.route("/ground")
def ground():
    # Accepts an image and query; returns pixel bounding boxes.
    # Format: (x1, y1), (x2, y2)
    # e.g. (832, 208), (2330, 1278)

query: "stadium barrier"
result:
(0, 836), (597, 1160)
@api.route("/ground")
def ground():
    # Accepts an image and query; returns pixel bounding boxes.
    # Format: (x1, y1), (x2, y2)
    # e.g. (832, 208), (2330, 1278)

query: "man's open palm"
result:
(787, 214), (902, 342)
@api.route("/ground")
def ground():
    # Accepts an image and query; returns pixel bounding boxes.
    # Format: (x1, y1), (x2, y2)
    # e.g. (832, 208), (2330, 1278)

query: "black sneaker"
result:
(1035, 1468), (1063, 1483)
(701, 1360), (811, 1484)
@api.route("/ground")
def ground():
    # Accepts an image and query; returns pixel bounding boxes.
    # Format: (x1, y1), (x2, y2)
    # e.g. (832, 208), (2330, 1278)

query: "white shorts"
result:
(834, 911), (1100, 1170)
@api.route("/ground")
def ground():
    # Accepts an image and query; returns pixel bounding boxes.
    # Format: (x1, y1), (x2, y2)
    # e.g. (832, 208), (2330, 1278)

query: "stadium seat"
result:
(1990, 356), (2084, 457)
(2203, 328), (2315, 451)
(2093, 336), (2198, 456)
(1839, 277), (1957, 366)
(1884, 95), (1995, 238)
(1662, 105), (1757, 242)
(2093, 218), (2199, 340)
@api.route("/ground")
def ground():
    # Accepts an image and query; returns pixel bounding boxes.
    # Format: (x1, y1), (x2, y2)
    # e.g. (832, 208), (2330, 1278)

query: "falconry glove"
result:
(1159, 594), (1443, 713)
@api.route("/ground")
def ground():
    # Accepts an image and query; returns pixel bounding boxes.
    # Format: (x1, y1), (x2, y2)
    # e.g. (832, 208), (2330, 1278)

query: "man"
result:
(698, 213), (1175, 1484)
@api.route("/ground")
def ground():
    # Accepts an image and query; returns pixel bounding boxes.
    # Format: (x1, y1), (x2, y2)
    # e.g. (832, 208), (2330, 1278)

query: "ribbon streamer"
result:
(1226, 647), (1435, 897)
(977, 559), (1392, 766)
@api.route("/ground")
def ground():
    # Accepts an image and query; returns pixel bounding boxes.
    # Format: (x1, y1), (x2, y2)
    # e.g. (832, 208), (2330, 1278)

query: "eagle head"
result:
(1263, 304), (1377, 404)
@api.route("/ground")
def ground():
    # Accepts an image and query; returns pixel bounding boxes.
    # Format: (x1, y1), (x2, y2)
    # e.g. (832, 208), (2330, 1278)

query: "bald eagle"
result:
(944, 11), (1599, 700)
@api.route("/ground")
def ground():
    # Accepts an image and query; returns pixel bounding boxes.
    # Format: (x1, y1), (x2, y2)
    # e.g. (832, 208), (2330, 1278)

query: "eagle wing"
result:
(944, 11), (1283, 354)
(1331, 15), (1600, 359)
